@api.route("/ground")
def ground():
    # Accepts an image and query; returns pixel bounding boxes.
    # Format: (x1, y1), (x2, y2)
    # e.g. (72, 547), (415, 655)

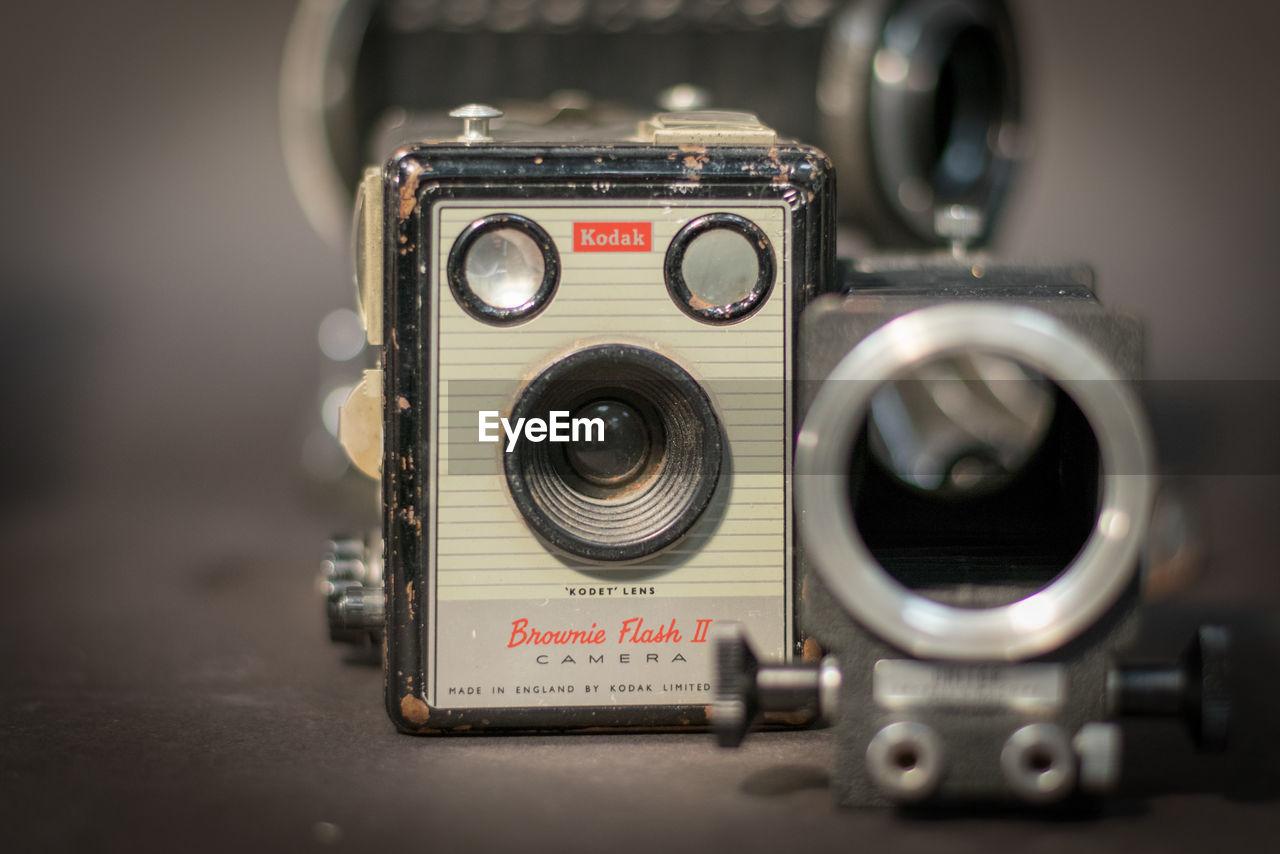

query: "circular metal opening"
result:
(1000, 724), (1076, 803)
(504, 345), (723, 563)
(859, 351), (1099, 608)
(794, 305), (1155, 661)
(665, 214), (775, 324)
(448, 214), (559, 324)
(866, 721), (945, 802)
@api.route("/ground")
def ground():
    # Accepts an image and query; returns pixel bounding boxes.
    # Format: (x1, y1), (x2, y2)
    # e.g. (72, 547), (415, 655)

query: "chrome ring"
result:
(795, 304), (1156, 661)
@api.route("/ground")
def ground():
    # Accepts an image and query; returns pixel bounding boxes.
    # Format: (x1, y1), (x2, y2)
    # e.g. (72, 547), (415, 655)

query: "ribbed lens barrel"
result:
(504, 344), (723, 563)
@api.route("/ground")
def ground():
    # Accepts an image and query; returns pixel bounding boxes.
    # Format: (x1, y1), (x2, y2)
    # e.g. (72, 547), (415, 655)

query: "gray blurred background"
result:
(1, 1), (1278, 850)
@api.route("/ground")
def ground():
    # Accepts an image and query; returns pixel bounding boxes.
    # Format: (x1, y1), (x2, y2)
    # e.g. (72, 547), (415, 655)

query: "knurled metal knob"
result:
(1184, 624), (1231, 750)
(1114, 624), (1231, 751)
(322, 536), (385, 646)
(712, 623), (760, 747)
(712, 623), (840, 747)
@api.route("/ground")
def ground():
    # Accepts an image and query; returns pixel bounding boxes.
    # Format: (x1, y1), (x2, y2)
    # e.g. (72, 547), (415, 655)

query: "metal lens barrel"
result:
(795, 304), (1156, 661)
(504, 344), (723, 564)
(819, 0), (1022, 246)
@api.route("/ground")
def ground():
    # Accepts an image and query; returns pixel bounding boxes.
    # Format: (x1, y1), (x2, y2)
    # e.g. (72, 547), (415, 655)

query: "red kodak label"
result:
(573, 221), (652, 252)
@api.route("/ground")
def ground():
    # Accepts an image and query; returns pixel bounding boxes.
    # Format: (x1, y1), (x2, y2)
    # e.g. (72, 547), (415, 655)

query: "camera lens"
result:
(564, 400), (651, 487)
(819, 0), (1021, 245)
(795, 305), (1156, 661)
(665, 213), (774, 324)
(505, 345), (722, 563)
(448, 213), (559, 324)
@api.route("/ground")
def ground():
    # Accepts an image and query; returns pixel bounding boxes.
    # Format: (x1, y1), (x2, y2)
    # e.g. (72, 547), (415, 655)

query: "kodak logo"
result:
(573, 222), (652, 252)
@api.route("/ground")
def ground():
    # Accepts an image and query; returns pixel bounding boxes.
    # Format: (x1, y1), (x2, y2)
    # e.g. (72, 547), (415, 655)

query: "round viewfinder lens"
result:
(680, 228), (760, 308)
(464, 227), (546, 310)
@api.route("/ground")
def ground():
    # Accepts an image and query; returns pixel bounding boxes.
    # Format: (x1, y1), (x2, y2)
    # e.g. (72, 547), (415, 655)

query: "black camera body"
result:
(799, 261), (1146, 805)
(713, 259), (1228, 805)
(333, 109), (835, 732)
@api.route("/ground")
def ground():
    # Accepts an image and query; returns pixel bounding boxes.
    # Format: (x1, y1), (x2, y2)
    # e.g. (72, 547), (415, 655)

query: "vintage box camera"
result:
(327, 107), (835, 731)
(714, 255), (1228, 805)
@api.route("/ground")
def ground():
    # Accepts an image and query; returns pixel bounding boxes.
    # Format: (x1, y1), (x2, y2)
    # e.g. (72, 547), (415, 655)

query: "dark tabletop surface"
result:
(3, 1), (1280, 851)
(2, 482), (1278, 852)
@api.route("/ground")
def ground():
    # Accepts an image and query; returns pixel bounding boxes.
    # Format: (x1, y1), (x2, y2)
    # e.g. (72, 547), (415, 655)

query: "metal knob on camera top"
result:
(450, 104), (502, 142)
